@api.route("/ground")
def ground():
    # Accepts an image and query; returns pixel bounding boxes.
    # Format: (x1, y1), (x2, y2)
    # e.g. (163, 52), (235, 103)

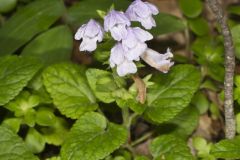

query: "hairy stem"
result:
(206, 0), (236, 139)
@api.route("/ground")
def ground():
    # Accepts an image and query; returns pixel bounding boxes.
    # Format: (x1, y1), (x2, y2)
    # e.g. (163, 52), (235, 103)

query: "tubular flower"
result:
(104, 10), (131, 41)
(141, 48), (174, 73)
(75, 19), (104, 52)
(126, 0), (159, 30)
(109, 43), (137, 76)
(122, 27), (153, 61)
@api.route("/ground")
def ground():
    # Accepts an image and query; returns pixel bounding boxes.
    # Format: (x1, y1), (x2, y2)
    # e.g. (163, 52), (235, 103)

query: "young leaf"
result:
(0, 0), (65, 56)
(0, 56), (42, 106)
(22, 26), (73, 66)
(25, 128), (45, 154)
(145, 65), (201, 123)
(43, 63), (98, 119)
(86, 68), (131, 103)
(150, 134), (194, 160)
(210, 136), (240, 159)
(0, 126), (38, 160)
(61, 112), (128, 160)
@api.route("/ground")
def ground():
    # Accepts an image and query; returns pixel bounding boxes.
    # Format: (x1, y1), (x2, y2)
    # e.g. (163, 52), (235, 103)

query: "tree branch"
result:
(206, 0), (236, 139)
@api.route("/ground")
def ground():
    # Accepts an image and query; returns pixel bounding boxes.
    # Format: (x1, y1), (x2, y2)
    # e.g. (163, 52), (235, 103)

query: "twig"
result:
(206, 0), (236, 139)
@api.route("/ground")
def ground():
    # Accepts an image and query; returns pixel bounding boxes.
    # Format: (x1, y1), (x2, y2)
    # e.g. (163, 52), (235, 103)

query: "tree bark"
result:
(206, 0), (236, 139)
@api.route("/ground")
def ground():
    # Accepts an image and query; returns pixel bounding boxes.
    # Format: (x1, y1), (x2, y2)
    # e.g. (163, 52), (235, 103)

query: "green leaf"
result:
(1, 118), (22, 133)
(22, 26), (73, 66)
(43, 63), (98, 119)
(150, 134), (194, 160)
(144, 65), (201, 123)
(25, 128), (45, 154)
(191, 91), (209, 114)
(0, 0), (17, 13)
(210, 136), (240, 159)
(86, 69), (131, 103)
(193, 137), (212, 158)
(134, 156), (150, 160)
(231, 25), (240, 60)
(0, 56), (42, 106)
(41, 117), (69, 146)
(35, 107), (56, 126)
(61, 112), (128, 160)
(188, 17), (209, 36)
(66, 0), (130, 28)
(179, 0), (203, 18)
(228, 6), (240, 15)
(150, 13), (186, 35)
(0, 125), (38, 160)
(0, 0), (65, 56)
(157, 106), (199, 139)
(5, 91), (40, 117)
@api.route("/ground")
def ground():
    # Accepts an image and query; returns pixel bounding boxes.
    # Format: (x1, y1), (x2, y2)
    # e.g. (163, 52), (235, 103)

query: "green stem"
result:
(131, 132), (153, 147)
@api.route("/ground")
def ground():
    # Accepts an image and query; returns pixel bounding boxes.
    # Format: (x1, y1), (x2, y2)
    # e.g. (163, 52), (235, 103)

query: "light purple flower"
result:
(109, 43), (137, 76)
(126, 0), (159, 29)
(141, 48), (174, 73)
(104, 10), (131, 41)
(117, 60), (137, 77)
(122, 27), (153, 61)
(75, 19), (104, 52)
(109, 43), (125, 68)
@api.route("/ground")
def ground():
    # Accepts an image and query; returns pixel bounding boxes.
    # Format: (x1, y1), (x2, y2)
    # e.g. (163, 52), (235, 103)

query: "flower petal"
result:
(74, 24), (86, 40)
(145, 2), (159, 15)
(109, 43), (125, 67)
(132, 27), (153, 42)
(139, 16), (156, 30)
(110, 24), (128, 41)
(140, 48), (174, 73)
(117, 60), (137, 76)
(122, 28), (138, 49)
(125, 42), (147, 61)
(84, 19), (100, 38)
(80, 37), (97, 52)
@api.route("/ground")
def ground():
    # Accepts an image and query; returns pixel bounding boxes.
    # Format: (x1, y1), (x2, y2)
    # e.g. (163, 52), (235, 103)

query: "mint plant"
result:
(0, 0), (240, 159)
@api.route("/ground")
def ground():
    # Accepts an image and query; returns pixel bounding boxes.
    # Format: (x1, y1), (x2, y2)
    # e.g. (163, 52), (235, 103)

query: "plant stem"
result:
(206, 0), (236, 139)
(131, 132), (153, 147)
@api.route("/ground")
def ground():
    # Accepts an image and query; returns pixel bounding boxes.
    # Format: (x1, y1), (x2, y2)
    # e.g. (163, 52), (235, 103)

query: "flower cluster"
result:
(75, 0), (174, 76)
